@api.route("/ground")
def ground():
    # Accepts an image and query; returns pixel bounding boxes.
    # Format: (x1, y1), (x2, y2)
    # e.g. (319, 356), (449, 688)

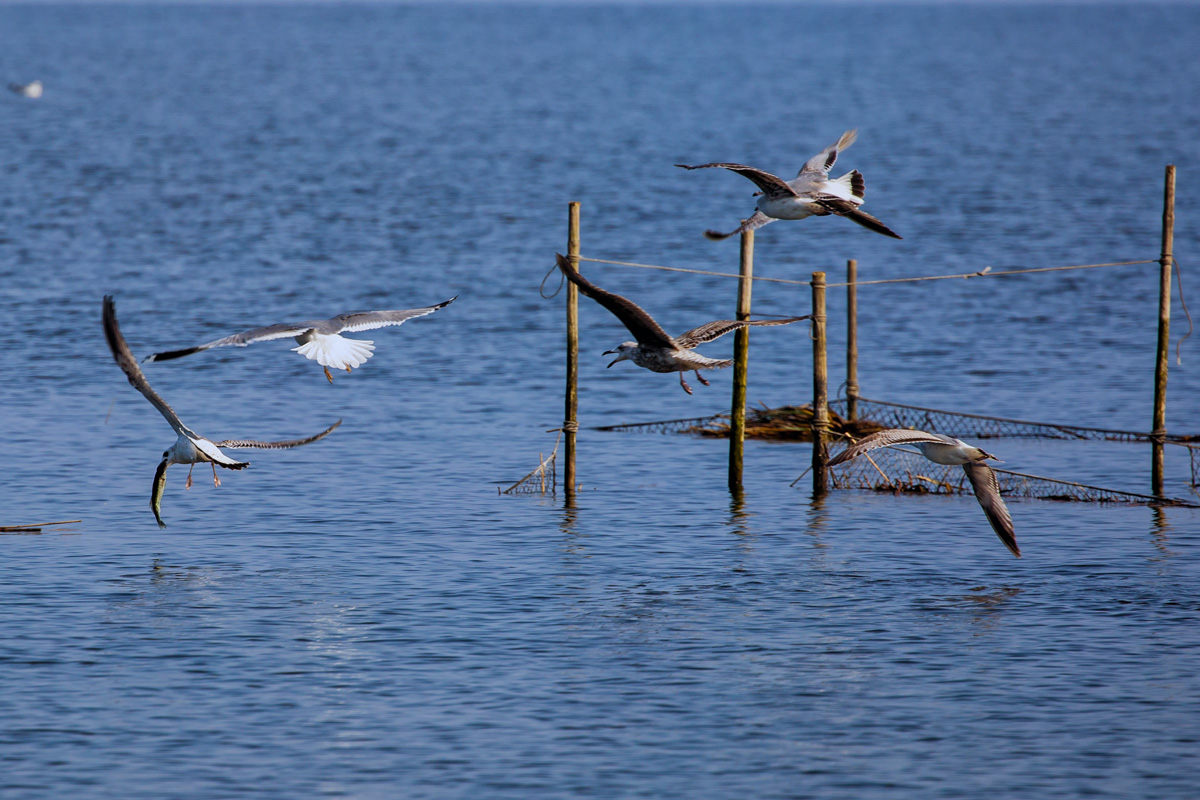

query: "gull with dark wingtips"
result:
(676, 129), (901, 241)
(554, 254), (809, 395)
(143, 297), (457, 383)
(828, 429), (1020, 558)
(103, 296), (341, 528)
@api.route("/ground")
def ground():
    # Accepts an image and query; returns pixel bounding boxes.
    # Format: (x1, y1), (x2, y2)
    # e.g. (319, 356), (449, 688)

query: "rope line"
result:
(575, 254), (1157, 290)
(577, 256), (813, 286)
(825, 260), (1156, 288)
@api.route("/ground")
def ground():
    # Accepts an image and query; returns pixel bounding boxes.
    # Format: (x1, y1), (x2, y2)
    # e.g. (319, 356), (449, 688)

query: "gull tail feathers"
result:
(193, 438), (250, 469)
(293, 335), (376, 370)
(830, 170), (866, 202)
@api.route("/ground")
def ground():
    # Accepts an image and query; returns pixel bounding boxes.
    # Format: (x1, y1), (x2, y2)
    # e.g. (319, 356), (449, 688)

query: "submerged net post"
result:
(728, 229), (754, 492)
(811, 271), (829, 496)
(565, 202), (581, 499)
(1153, 165), (1175, 496)
(846, 259), (859, 421)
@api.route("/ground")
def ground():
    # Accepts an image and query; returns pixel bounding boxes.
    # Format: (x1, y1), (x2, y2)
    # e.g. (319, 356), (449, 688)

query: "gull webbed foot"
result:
(678, 373), (694, 395)
(212, 463), (221, 487)
(695, 371), (711, 387)
(324, 366), (334, 383)
(186, 465), (194, 490)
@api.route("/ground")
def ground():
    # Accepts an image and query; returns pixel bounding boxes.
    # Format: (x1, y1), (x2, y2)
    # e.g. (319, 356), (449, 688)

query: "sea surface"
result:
(2, 2), (1199, 798)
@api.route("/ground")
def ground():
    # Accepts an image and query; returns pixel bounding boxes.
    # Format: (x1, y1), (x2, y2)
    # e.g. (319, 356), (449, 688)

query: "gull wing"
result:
(216, 419), (342, 450)
(814, 197), (902, 239)
(103, 296), (199, 440)
(330, 298), (456, 334)
(150, 458), (168, 529)
(828, 429), (957, 466)
(703, 210), (777, 242)
(962, 462), (1020, 558)
(676, 162), (798, 201)
(675, 316), (811, 350)
(142, 321), (325, 363)
(554, 254), (674, 348)
(795, 129), (858, 182)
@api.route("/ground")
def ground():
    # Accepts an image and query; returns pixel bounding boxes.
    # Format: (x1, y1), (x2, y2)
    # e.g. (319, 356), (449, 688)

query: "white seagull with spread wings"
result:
(828, 429), (1020, 558)
(677, 129), (901, 241)
(103, 296), (341, 528)
(143, 297), (457, 382)
(555, 254), (808, 394)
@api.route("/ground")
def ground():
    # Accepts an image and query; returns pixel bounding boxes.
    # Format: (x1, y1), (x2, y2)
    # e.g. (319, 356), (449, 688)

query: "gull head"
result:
(968, 446), (1000, 463)
(603, 342), (638, 368)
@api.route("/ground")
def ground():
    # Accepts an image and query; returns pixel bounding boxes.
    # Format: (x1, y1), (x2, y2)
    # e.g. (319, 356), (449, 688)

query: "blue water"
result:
(2, 2), (1199, 798)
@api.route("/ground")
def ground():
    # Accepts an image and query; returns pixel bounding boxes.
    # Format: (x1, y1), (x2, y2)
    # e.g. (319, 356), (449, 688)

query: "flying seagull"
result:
(8, 80), (43, 98)
(554, 254), (809, 394)
(103, 296), (341, 528)
(828, 429), (1020, 558)
(676, 129), (901, 241)
(143, 297), (457, 383)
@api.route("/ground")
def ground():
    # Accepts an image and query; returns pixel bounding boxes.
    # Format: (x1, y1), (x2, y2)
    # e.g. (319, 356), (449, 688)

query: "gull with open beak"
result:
(554, 254), (808, 394)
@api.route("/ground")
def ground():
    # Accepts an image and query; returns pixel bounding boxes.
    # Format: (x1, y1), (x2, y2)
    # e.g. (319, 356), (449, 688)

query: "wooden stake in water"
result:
(565, 202), (581, 499)
(811, 271), (829, 496)
(728, 229), (754, 492)
(846, 259), (859, 421)
(1152, 165), (1175, 496)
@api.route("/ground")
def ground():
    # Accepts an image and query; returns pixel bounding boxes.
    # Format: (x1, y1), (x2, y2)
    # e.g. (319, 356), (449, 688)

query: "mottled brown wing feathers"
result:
(103, 296), (196, 439)
(676, 163), (797, 200)
(216, 419), (342, 450)
(963, 462), (1020, 558)
(828, 429), (950, 466)
(554, 255), (674, 348)
(675, 316), (810, 349)
(703, 210), (777, 241)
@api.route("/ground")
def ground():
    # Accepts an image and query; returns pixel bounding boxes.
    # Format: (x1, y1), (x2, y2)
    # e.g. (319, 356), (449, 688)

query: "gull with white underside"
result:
(677, 129), (901, 241)
(828, 429), (1020, 558)
(103, 296), (341, 528)
(555, 254), (809, 395)
(143, 297), (457, 383)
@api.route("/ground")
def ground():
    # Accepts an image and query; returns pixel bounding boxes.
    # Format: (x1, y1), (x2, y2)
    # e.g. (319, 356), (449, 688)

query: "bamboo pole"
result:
(728, 229), (754, 492)
(1152, 165), (1175, 496)
(845, 259), (859, 421)
(565, 202), (581, 499)
(811, 271), (829, 496)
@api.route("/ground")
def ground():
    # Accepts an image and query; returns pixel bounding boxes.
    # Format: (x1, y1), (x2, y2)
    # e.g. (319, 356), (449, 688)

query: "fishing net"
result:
(825, 444), (1198, 507)
(501, 433), (560, 495)
(830, 397), (1175, 442)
